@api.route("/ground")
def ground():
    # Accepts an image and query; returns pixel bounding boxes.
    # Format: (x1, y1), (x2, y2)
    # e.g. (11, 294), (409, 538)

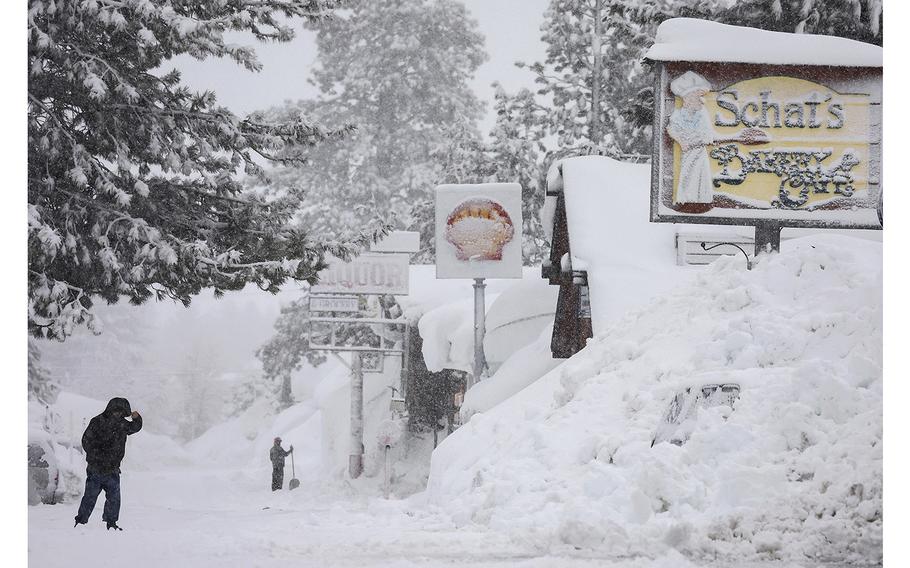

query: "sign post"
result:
(308, 316), (408, 480)
(435, 183), (523, 389)
(348, 352), (364, 479)
(308, 232), (418, 481)
(471, 278), (486, 390)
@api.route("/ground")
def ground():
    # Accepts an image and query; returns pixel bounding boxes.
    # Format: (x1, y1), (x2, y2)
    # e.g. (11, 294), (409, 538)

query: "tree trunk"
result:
(279, 372), (293, 408)
(590, 0), (604, 145)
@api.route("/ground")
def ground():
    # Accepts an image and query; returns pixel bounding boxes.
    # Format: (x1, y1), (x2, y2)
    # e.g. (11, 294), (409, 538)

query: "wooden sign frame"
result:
(649, 61), (882, 234)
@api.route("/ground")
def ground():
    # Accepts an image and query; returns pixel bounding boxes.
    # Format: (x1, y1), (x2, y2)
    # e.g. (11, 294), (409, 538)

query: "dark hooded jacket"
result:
(270, 443), (291, 469)
(82, 398), (142, 474)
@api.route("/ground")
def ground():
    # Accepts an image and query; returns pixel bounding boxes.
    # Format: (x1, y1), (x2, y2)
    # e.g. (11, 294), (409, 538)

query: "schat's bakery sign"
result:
(647, 51), (882, 229)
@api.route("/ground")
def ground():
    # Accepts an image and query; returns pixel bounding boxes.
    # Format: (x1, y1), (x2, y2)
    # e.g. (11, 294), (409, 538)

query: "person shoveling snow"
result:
(269, 437), (294, 491)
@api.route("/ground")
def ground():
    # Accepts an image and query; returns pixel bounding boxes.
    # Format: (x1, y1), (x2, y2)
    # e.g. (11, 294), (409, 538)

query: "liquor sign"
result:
(646, 22), (882, 230)
(435, 183), (523, 279)
(309, 295), (360, 313)
(311, 253), (409, 295)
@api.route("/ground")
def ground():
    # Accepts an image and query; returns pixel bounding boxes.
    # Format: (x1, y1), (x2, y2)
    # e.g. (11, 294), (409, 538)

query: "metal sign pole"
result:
(471, 277), (487, 389)
(349, 352), (364, 479)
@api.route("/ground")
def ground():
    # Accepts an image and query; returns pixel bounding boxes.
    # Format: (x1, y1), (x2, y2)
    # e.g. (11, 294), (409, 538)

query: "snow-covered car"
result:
(28, 428), (59, 505)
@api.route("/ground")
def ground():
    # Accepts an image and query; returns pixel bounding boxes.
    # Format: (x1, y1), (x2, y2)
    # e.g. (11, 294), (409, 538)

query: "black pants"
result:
(76, 471), (120, 523)
(271, 466), (284, 491)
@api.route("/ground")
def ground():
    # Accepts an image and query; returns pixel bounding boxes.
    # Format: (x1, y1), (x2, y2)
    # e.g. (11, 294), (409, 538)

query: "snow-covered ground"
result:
(29, 463), (867, 567)
(30, 232), (881, 567)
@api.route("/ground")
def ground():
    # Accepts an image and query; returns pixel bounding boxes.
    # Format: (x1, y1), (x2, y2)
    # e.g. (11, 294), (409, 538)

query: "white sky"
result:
(169, 0), (550, 134)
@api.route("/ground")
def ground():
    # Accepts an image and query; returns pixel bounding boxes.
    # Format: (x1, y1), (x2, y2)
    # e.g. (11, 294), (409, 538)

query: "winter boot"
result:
(106, 521), (123, 531)
(74, 517), (86, 528)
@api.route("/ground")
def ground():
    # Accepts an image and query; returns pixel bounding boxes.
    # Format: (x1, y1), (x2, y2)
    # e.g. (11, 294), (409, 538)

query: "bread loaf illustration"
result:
(444, 198), (515, 261)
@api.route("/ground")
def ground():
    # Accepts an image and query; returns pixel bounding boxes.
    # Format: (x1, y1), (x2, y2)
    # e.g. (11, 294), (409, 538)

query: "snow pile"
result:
(483, 277), (558, 372)
(460, 325), (562, 420)
(41, 391), (195, 471)
(427, 234), (881, 564)
(559, 156), (686, 335)
(396, 265), (493, 321)
(185, 398), (322, 470)
(180, 345), (423, 494)
(645, 18), (882, 68)
(412, 267), (545, 373)
(417, 298), (480, 373)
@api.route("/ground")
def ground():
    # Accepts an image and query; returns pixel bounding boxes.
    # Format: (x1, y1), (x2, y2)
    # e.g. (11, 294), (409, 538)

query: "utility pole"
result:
(349, 352), (364, 479)
(591, 0), (604, 145)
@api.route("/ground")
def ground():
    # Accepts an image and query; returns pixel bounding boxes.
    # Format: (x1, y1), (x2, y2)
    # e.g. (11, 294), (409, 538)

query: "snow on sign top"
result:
(645, 18), (882, 68)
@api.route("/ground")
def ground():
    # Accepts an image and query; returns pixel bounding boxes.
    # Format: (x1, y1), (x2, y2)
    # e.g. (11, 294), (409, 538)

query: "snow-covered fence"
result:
(676, 232), (754, 266)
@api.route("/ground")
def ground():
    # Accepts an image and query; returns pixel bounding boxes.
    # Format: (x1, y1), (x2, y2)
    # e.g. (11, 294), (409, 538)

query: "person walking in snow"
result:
(270, 437), (293, 491)
(74, 397), (142, 531)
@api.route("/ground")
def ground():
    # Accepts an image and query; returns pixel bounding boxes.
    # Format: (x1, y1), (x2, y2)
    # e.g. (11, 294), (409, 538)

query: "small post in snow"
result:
(384, 444), (391, 499)
(471, 277), (487, 389)
(349, 352), (364, 479)
(754, 222), (782, 257)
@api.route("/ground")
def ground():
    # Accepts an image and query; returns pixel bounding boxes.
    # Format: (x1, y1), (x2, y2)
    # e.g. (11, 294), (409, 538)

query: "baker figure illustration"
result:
(666, 70), (769, 212)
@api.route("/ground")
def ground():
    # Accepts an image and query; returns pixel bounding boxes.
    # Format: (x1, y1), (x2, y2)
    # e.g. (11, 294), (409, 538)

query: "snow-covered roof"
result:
(559, 156), (684, 334)
(645, 18), (882, 68)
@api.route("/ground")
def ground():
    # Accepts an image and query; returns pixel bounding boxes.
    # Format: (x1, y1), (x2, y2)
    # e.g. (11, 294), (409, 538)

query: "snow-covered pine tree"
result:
(486, 86), (550, 263)
(522, 0), (677, 155)
(407, 121), (496, 262)
(428, 86), (550, 264)
(717, 0), (882, 45)
(28, 0), (388, 341)
(264, 0), (487, 253)
(171, 342), (228, 441)
(254, 296), (327, 409)
(255, 293), (399, 409)
(28, 339), (58, 404)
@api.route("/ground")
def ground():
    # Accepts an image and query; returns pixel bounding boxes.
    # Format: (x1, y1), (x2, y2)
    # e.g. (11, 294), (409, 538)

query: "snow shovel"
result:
(288, 451), (300, 490)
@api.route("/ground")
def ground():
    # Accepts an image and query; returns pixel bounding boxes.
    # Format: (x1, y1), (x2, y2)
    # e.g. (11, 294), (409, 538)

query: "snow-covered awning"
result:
(645, 18), (882, 68)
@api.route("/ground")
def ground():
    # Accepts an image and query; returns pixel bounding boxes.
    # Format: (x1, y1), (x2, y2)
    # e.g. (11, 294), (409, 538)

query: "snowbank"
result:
(427, 234), (882, 564)
(417, 298), (481, 373)
(28, 391), (196, 504)
(645, 18), (882, 68)
(40, 391), (194, 470)
(186, 398), (323, 470)
(483, 277), (558, 373)
(461, 325), (562, 420)
(412, 267), (546, 373)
